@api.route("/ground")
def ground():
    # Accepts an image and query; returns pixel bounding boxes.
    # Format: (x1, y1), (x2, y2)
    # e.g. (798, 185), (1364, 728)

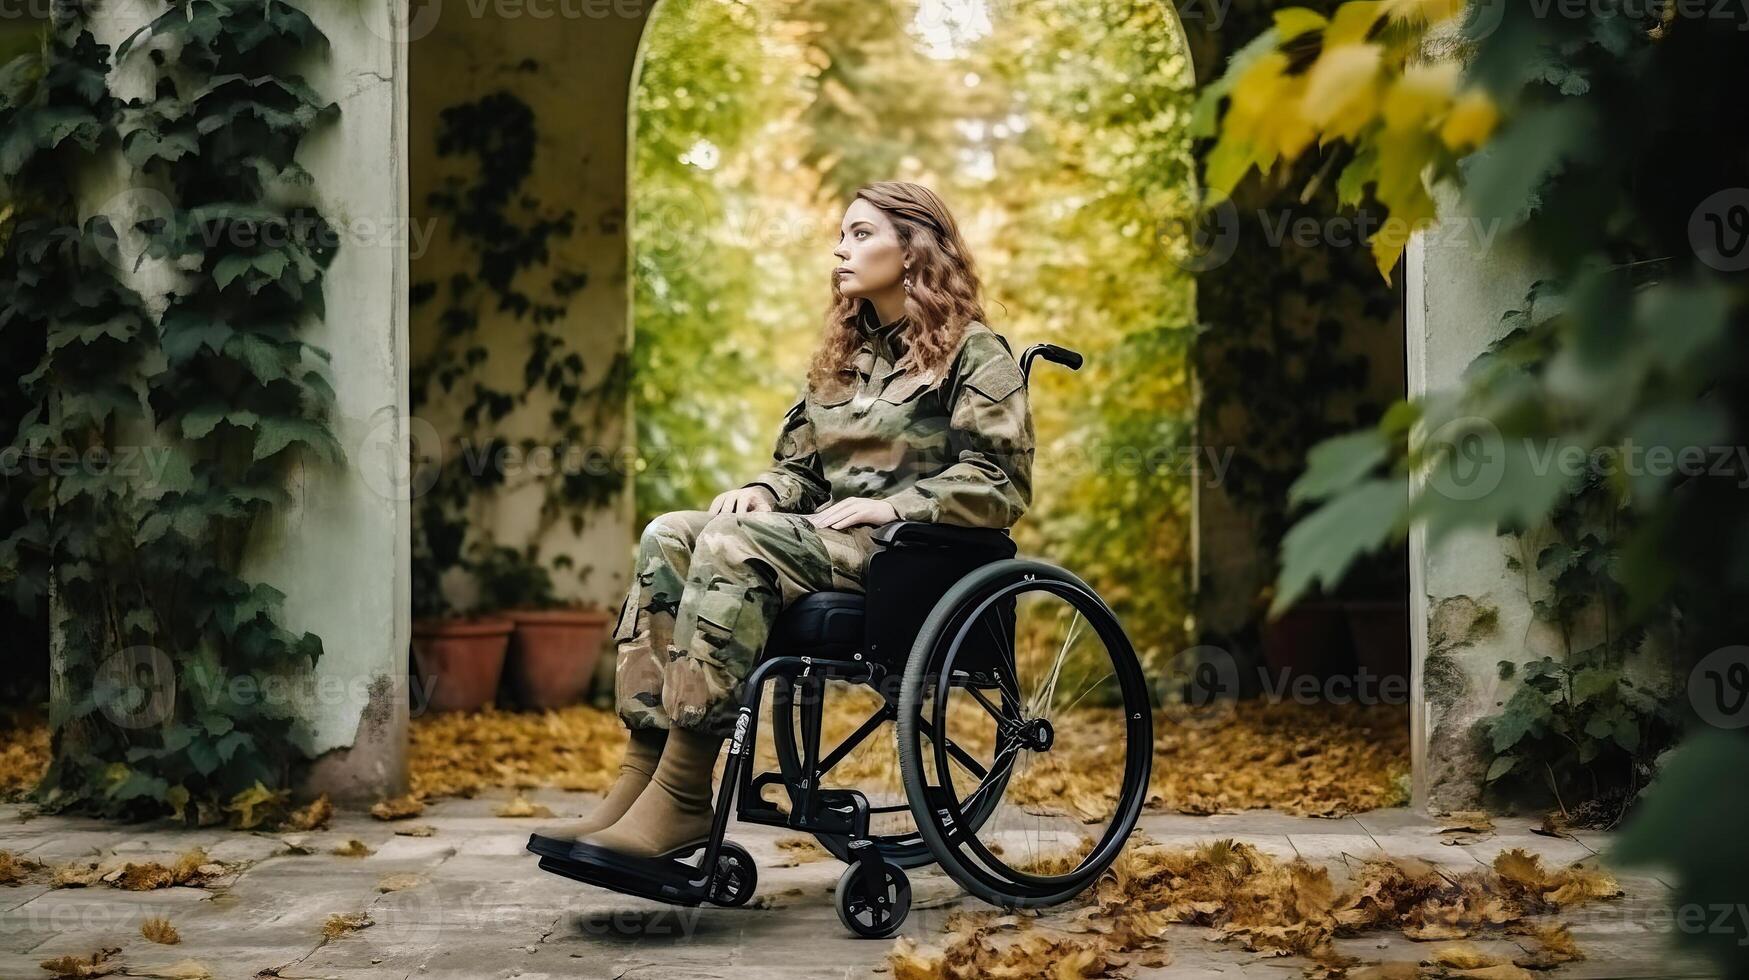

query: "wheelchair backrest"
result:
(862, 530), (1017, 678)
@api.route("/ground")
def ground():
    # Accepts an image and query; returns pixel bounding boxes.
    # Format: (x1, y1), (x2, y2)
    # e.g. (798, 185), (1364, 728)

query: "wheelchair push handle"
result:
(1019, 343), (1084, 383)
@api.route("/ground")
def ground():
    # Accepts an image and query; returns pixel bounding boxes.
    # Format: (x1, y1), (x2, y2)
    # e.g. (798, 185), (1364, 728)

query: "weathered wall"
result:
(406, 0), (648, 628)
(70, 0), (415, 802)
(1404, 190), (1544, 812)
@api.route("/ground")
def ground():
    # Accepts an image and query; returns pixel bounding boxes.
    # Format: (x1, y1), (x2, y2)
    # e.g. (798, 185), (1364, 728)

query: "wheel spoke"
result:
(1027, 610), (1083, 718)
(918, 716), (991, 780)
(815, 702), (892, 775)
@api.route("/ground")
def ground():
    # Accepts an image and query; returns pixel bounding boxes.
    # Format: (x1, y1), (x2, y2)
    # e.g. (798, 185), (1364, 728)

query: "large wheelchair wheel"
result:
(771, 674), (1008, 869)
(897, 559), (1152, 908)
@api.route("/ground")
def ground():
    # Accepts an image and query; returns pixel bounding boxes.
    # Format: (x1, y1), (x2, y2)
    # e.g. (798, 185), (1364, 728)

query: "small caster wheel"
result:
(708, 841), (757, 907)
(835, 861), (911, 938)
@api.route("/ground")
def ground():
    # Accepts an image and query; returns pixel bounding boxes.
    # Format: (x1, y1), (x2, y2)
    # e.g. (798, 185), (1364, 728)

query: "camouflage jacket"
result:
(743, 307), (1034, 529)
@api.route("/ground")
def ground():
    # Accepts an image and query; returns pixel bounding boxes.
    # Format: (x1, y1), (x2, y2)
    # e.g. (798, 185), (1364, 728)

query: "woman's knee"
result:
(641, 509), (710, 553)
(695, 511), (787, 557)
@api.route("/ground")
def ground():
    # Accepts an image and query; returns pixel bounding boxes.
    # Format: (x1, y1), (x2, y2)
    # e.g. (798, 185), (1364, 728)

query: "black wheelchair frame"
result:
(528, 342), (1152, 937)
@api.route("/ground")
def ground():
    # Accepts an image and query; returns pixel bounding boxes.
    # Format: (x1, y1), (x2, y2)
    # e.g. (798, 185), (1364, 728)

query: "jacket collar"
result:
(855, 303), (912, 367)
(856, 303), (908, 341)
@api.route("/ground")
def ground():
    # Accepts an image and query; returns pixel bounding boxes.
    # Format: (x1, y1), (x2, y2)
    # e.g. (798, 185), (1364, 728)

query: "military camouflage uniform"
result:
(613, 305), (1035, 737)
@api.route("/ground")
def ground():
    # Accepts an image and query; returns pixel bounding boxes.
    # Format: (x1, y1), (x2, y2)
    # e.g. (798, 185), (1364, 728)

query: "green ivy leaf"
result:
(251, 415), (340, 463)
(1290, 429), (1391, 507)
(1485, 754), (1517, 782)
(1273, 478), (1408, 615)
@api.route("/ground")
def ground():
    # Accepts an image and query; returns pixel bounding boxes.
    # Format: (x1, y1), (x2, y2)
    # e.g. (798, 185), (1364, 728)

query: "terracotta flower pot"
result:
(504, 608), (612, 710)
(411, 617), (514, 712)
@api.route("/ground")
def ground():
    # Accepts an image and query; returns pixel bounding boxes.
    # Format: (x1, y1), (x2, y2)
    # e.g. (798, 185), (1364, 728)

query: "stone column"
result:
(1403, 194), (1544, 812)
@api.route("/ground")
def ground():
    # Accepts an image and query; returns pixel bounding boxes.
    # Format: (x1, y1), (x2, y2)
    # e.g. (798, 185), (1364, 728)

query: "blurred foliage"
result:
(1205, 0), (1749, 969)
(632, 0), (1199, 655)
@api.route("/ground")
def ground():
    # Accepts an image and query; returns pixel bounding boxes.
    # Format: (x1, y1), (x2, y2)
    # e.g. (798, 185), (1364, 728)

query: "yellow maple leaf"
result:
(1327, 0), (1390, 46)
(1441, 90), (1500, 151)
(1382, 62), (1460, 133)
(225, 781), (286, 830)
(1303, 44), (1386, 141)
(1274, 7), (1331, 39)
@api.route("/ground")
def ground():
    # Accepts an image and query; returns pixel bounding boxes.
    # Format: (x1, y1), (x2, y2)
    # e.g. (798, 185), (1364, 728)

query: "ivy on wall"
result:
(409, 88), (624, 620)
(0, 0), (340, 823)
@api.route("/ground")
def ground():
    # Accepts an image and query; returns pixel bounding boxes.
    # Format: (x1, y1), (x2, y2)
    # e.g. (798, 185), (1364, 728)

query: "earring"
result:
(903, 265), (912, 293)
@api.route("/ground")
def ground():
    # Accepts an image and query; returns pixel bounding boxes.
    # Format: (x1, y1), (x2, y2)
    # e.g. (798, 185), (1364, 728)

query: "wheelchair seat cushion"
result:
(768, 590), (865, 657)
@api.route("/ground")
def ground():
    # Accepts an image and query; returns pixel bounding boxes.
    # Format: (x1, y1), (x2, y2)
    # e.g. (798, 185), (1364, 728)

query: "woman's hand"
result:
(710, 486), (778, 515)
(807, 496), (899, 530)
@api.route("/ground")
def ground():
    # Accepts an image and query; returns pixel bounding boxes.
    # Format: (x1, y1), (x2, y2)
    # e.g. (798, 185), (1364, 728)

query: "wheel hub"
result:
(1021, 717), (1054, 751)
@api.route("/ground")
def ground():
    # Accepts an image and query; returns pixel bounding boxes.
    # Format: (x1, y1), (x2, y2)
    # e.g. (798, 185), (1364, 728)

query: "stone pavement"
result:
(0, 791), (1711, 979)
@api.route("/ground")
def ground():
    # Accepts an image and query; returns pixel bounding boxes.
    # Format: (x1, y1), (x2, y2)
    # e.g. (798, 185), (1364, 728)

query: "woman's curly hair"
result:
(807, 181), (986, 391)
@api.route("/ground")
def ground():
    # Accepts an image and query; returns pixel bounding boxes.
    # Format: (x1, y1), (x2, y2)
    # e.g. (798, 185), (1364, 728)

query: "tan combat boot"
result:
(581, 726), (723, 857)
(533, 727), (667, 843)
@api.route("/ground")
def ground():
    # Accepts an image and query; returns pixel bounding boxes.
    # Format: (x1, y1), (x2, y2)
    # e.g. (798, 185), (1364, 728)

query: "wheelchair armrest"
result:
(871, 520), (1015, 555)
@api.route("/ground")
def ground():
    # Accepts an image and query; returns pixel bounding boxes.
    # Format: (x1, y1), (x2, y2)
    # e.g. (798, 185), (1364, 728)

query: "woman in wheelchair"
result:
(537, 180), (1034, 857)
(530, 181), (1151, 937)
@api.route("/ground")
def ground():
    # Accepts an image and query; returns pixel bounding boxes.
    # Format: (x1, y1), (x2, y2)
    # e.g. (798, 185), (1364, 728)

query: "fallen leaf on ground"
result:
(1509, 921), (1583, 969)
(282, 795), (333, 831)
(1428, 942), (1505, 969)
(140, 916), (180, 944)
(331, 840), (373, 858)
(370, 796), (425, 821)
(1437, 812), (1495, 835)
(104, 850), (229, 891)
(226, 782), (290, 830)
(408, 705), (627, 799)
(888, 835), (1623, 978)
(0, 848), (42, 884)
(322, 912), (373, 939)
(405, 699), (1410, 822)
(52, 861), (108, 888)
(394, 825), (436, 837)
(493, 795), (554, 818)
(377, 873), (425, 893)
(39, 945), (119, 978)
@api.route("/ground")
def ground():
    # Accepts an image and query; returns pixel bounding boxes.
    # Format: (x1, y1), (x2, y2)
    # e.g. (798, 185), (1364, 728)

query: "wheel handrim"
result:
(921, 574), (1151, 900)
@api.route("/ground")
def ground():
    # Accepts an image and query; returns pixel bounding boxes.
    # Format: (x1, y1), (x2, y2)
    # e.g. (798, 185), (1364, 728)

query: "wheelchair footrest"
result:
(528, 837), (710, 906)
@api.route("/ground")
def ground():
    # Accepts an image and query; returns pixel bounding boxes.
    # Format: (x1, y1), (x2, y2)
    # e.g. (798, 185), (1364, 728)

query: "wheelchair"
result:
(527, 344), (1153, 938)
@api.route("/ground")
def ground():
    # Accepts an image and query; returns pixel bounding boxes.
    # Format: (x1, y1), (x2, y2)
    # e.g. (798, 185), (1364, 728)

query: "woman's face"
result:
(832, 198), (907, 299)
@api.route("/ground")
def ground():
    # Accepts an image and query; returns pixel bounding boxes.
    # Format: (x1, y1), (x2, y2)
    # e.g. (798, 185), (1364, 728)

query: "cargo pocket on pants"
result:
(611, 592), (638, 643)
(691, 584), (748, 654)
(820, 527), (871, 593)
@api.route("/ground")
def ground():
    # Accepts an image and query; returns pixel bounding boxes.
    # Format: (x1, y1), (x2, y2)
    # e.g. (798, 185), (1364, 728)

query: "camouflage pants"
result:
(612, 510), (881, 739)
